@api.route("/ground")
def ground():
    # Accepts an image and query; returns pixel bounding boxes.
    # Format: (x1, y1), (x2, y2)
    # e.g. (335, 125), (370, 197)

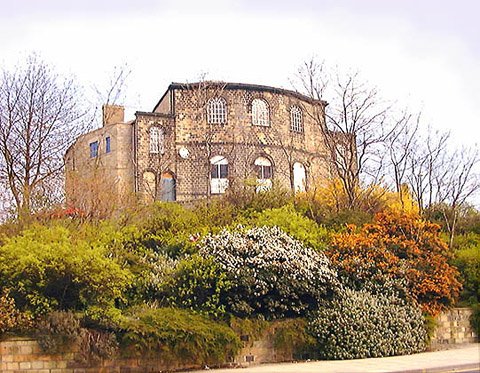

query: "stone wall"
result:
(132, 82), (334, 203)
(66, 82), (338, 205)
(429, 307), (478, 350)
(0, 337), (197, 373)
(3, 308), (475, 372)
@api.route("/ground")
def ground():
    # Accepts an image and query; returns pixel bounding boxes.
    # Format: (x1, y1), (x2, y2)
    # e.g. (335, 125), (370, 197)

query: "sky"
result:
(0, 0), (479, 147)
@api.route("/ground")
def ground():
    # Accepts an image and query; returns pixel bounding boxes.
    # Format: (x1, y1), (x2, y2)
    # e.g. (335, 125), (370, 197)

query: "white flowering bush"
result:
(308, 288), (427, 360)
(198, 226), (339, 318)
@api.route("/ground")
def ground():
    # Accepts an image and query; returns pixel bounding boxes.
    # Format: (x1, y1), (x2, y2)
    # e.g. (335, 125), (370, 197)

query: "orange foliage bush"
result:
(328, 211), (461, 316)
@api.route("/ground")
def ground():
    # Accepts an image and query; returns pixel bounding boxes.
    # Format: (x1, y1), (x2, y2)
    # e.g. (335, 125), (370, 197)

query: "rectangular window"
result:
(211, 164), (228, 179)
(258, 165), (272, 179)
(89, 141), (99, 158)
(105, 136), (111, 153)
(219, 164), (228, 179)
(211, 164), (219, 179)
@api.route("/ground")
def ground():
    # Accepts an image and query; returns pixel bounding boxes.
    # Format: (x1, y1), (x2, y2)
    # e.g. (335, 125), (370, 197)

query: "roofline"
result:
(169, 81), (328, 106)
(152, 81), (328, 112)
(152, 88), (172, 113)
(135, 111), (174, 118)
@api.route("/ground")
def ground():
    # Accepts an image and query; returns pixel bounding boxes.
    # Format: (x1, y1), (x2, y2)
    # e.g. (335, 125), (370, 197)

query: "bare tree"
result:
(0, 55), (88, 219)
(385, 110), (420, 208)
(406, 129), (450, 212)
(293, 59), (395, 208)
(432, 146), (479, 247)
(93, 63), (131, 127)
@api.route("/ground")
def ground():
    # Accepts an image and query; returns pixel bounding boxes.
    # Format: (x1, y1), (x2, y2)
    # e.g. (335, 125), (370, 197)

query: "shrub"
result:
(0, 288), (32, 334)
(129, 202), (209, 258)
(272, 319), (316, 359)
(328, 211), (461, 315)
(120, 307), (241, 366)
(36, 311), (119, 362)
(308, 289), (427, 360)
(0, 225), (132, 315)
(199, 226), (339, 318)
(36, 311), (82, 353)
(451, 234), (480, 305)
(239, 205), (330, 251)
(163, 254), (232, 318)
(224, 183), (293, 213)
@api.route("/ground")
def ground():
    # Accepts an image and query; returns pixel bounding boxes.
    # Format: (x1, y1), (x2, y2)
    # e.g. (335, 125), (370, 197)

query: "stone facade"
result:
(66, 82), (334, 205)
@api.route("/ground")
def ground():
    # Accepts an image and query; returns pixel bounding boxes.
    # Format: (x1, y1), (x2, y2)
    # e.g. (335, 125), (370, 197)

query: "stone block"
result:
(19, 361), (32, 369)
(6, 362), (19, 370)
(31, 360), (45, 369)
(20, 345), (33, 354)
(3, 354), (14, 362)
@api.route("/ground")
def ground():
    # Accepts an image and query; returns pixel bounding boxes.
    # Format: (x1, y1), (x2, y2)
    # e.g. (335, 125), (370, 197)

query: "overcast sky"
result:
(0, 0), (479, 146)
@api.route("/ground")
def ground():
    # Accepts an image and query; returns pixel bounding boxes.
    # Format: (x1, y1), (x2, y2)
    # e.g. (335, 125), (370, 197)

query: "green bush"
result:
(120, 307), (241, 366)
(129, 202), (209, 258)
(0, 225), (132, 315)
(163, 254), (231, 318)
(308, 289), (427, 359)
(199, 226), (339, 318)
(239, 205), (329, 251)
(452, 233), (480, 305)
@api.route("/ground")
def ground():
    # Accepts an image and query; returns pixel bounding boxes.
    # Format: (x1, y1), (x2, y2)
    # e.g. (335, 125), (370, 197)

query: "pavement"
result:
(193, 344), (480, 373)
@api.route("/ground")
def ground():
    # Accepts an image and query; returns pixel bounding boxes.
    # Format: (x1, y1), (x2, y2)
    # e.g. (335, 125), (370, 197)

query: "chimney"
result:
(102, 104), (125, 126)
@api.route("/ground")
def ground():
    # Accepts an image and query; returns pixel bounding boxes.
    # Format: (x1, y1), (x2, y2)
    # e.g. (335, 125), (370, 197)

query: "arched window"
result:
(207, 97), (227, 124)
(290, 105), (303, 133)
(293, 162), (307, 193)
(254, 157), (273, 192)
(252, 98), (269, 126)
(210, 156), (229, 194)
(150, 127), (165, 154)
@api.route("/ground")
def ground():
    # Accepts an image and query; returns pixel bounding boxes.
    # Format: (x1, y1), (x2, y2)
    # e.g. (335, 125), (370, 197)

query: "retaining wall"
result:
(1, 308), (477, 372)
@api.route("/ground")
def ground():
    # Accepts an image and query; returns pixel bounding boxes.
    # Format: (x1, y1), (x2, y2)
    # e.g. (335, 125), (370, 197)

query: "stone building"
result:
(65, 81), (338, 206)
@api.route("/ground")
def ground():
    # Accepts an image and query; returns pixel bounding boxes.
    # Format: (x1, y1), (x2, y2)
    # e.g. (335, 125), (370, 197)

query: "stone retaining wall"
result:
(1, 308), (477, 372)
(430, 307), (478, 350)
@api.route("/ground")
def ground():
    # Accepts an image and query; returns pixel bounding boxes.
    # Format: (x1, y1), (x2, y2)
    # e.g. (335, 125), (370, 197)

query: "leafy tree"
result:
(328, 211), (461, 315)
(451, 233), (480, 305)
(0, 288), (32, 334)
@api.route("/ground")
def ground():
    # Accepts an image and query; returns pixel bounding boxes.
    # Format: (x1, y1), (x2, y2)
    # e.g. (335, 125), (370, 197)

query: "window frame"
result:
(105, 136), (111, 153)
(149, 127), (165, 154)
(290, 105), (303, 133)
(254, 157), (273, 179)
(210, 156), (229, 194)
(207, 97), (227, 124)
(251, 98), (270, 127)
(89, 141), (99, 158)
